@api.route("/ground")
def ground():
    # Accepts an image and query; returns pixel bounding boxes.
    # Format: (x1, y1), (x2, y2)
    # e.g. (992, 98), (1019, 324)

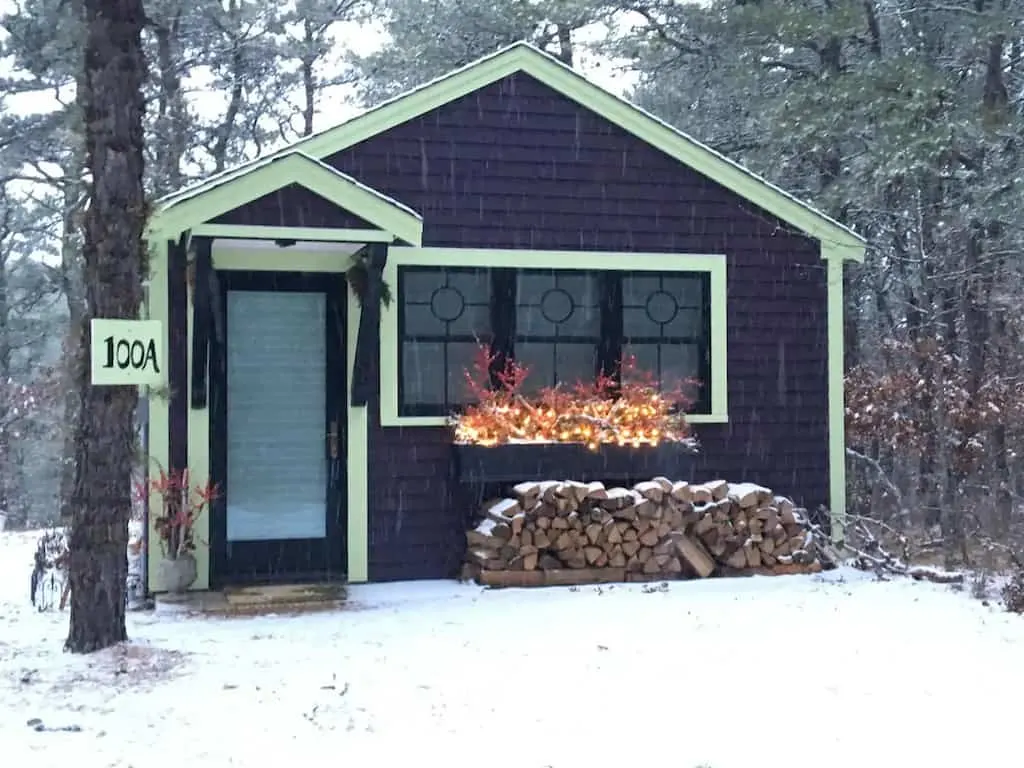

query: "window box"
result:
(452, 440), (697, 484)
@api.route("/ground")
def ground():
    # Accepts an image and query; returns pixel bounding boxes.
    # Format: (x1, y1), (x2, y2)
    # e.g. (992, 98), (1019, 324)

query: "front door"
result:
(209, 271), (346, 586)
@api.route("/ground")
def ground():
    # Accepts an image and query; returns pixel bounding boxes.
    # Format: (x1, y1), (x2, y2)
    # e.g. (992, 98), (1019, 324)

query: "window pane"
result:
(621, 274), (660, 306)
(402, 341), (446, 408)
(512, 270), (600, 389)
(624, 342), (701, 391)
(618, 272), (709, 412)
(447, 341), (483, 405)
(517, 272), (553, 299)
(515, 270), (600, 338)
(516, 341), (597, 392)
(659, 343), (701, 389)
(403, 304), (446, 336)
(402, 270), (443, 303)
(398, 266), (493, 415)
(661, 275), (704, 307)
(447, 269), (492, 300)
(514, 342), (554, 393)
(516, 305), (556, 338)
(445, 302), (490, 337)
(623, 343), (659, 384)
(662, 307), (702, 339)
(621, 273), (705, 339)
(622, 306), (658, 338)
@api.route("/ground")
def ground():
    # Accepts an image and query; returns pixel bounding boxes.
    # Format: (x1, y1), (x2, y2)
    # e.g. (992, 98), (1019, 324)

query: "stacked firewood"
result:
(463, 477), (824, 582)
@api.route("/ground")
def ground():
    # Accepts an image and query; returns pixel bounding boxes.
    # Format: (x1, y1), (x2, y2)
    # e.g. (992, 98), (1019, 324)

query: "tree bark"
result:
(66, 0), (147, 654)
(152, 12), (187, 195)
(0, 203), (12, 525)
(300, 18), (316, 137)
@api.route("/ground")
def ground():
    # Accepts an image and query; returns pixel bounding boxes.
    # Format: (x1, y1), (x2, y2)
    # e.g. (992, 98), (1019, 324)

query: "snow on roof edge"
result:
(293, 151), (423, 220)
(160, 150), (423, 221)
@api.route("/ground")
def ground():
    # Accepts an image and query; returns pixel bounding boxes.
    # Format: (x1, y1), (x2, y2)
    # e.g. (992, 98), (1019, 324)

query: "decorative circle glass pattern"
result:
(540, 288), (574, 324)
(430, 285), (465, 322)
(645, 290), (679, 325)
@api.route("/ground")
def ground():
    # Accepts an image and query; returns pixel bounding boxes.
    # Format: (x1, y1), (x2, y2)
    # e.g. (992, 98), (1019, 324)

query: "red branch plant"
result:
(134, 467), (218, 559)
(452, 342), (699, 450)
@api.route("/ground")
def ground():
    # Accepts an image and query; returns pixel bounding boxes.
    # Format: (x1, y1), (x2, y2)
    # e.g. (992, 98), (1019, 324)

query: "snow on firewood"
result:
(727, 482), (772, 509)
(462, 476), (831, 585)
(484, 498), (520, 521)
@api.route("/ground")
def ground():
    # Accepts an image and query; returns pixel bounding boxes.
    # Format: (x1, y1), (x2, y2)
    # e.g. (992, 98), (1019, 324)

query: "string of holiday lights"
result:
(451, 344), (695, 451)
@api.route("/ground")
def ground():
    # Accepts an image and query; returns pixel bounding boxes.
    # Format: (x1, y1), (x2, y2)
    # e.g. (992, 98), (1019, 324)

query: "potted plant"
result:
(134, 467), (218, 594)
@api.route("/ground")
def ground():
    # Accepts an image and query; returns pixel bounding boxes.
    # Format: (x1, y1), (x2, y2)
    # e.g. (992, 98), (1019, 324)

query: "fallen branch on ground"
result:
(807, 509), (963, 584)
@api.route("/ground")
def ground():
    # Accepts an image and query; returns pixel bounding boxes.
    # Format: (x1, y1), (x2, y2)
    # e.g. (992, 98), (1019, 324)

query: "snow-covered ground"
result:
(2, 529), (1023, 768)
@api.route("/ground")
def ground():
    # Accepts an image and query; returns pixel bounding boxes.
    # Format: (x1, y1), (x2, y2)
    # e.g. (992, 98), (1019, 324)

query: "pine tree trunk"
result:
(66, 0), (147, 654)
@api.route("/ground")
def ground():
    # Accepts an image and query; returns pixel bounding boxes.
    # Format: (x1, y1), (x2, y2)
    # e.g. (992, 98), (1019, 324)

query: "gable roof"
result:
(152, 42), (865, 261)
(155, 151), (423, 246)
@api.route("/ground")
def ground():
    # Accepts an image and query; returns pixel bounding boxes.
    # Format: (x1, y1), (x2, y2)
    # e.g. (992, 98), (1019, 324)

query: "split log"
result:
(675, 535), (715, 578)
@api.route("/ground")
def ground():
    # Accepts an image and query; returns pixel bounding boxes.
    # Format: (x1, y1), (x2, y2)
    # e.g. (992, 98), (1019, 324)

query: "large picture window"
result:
(397, 265), (712, 418)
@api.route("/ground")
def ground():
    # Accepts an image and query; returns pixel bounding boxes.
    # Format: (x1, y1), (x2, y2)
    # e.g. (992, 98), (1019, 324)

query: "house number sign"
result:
(90, 319), (164, 386)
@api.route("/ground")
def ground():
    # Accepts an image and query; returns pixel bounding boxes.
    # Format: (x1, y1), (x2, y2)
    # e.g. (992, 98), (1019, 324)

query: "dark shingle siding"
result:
(324, 71), (827, 580)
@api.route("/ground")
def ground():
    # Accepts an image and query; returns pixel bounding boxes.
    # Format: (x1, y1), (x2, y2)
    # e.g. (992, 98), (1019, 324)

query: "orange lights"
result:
(452, 344), (695, 451)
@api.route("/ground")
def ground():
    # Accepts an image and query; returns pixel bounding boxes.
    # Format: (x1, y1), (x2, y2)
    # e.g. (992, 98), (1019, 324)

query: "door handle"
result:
(327, 420), (339, 459)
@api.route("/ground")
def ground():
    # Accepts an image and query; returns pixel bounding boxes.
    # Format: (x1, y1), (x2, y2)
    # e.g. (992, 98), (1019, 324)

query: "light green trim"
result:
(186, 272), (211, 590)
(155, 43), (864, 260)
(824, 247), (847, 543)
(145, 238), (171, 592)
(380, 247), (728, 428)
(391, 412), (729, 428)
(214, 248), (355, 273)
(170, 246), (368, 591)
(193, 224), (395, 243)
(151, 152), (423, 247)
(345, 280), (369, 583)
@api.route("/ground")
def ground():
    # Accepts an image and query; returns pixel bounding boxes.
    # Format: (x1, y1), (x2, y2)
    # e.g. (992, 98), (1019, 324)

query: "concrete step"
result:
(155, 582), (347, 617)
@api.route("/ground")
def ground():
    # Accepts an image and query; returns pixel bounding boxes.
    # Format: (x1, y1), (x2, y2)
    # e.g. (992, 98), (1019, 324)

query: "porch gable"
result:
(150, 151), (423, 246)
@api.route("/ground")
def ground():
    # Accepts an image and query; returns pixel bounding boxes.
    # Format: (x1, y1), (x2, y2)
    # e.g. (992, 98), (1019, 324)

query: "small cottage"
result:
(144, 42), (865, 592)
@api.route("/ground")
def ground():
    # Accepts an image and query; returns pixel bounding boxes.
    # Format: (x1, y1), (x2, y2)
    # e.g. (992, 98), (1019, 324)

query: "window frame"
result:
(383, 248), (728, 427)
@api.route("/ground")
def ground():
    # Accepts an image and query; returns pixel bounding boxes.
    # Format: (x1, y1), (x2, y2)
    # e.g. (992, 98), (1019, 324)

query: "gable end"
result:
(209, 182), (377, 229)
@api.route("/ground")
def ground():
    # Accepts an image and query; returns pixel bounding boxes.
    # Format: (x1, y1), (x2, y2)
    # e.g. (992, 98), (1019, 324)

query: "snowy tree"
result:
(348, 0), (613, 102)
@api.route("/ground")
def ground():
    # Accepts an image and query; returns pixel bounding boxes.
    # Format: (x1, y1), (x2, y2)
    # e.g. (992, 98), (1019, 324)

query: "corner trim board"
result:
(823, 245), (847, 542)
(145, 237), (171, 593)
(379, 247), (729, 429)
(189, 237), (212, 409)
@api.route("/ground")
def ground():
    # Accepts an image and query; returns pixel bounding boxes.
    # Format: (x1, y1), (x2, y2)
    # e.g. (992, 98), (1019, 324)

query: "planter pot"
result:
(159, 553), (198, 594)
(452, 440), (698, 484)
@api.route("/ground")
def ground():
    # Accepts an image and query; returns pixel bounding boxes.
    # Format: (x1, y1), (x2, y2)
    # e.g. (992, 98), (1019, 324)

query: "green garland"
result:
(345, 252), (392, 309)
